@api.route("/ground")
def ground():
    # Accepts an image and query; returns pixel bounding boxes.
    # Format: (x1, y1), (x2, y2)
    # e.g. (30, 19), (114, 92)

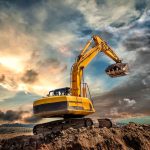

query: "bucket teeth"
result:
(105, 63), (129, 77)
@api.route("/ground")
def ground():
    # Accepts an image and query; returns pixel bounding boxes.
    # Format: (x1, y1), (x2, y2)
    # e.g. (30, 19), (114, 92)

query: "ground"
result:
(0, 123), (150, 150)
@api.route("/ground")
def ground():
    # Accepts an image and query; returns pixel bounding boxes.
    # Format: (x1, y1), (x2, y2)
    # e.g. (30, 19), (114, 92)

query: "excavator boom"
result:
(71, 35), (128, 97)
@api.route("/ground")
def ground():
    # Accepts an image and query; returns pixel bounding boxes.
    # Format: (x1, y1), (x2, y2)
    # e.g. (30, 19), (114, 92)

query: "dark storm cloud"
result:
(123, 30), (150, 51)
(135, 0), (146, 12)
(24, 115), (42, 123)
(0, 109), (42, 123)
(0, 0), (40, 9)
(0, 110), (22, 121)
(110, 22), (126, 28)
(21, 69), (38, 83)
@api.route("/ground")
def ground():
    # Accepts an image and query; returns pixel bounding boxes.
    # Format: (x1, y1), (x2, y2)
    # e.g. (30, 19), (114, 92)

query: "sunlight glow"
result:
(0, 57), (25, 73)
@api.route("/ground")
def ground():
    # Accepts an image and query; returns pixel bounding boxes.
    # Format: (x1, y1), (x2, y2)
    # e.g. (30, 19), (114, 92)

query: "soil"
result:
(0, 123), (150, 150)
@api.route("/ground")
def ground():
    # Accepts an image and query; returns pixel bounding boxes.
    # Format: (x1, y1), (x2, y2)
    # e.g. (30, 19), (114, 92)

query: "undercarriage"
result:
(33, 118), (112, 135)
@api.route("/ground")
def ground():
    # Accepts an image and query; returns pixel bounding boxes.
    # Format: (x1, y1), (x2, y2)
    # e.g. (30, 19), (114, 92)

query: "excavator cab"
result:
(105, 63), (129, 77)
(47, 87), (70, 96)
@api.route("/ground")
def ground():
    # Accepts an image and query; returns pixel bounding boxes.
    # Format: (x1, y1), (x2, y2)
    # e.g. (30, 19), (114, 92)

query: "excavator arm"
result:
(78, 35), (121, 66)
(71, 35), (128, 97)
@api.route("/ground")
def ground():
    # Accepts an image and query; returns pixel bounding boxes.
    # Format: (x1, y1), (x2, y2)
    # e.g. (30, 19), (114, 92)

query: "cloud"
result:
(76, 0), (144, 29)
(122, 98), (136, 107)
(0, 110), (22, 121)
(0, 109), (42, 123)
(0, 74), (5, 83)
(21, 69), (38, 83)
(24, 115), (42, 123)
(84, 75), (105, 95)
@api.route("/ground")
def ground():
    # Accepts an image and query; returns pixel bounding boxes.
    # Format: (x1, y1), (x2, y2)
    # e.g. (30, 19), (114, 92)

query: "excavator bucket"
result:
(105, 63), (129, 77)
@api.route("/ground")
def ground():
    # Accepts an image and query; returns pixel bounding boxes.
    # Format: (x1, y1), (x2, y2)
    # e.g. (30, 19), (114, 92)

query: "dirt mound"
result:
(0, 123), (150, 150)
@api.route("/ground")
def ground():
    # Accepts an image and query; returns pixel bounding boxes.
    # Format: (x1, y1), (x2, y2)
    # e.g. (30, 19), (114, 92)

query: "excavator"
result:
(33, 35), (128, 135)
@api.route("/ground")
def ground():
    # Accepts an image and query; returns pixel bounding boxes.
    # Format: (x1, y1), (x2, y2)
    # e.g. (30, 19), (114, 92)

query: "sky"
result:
(0, 0), (150, 123)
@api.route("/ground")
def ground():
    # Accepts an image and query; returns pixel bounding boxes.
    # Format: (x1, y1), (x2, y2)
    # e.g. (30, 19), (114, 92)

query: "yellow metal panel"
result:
(68, 102), (83, 107)
(67, 109), (95, 115)
(34, 96), (92, 106)
(33, 96), (67, 106)
(33, 96), (95, 118)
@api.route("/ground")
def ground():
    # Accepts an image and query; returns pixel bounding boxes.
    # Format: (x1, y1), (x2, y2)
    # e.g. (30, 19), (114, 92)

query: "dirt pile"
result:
(0, 123), (150, 150)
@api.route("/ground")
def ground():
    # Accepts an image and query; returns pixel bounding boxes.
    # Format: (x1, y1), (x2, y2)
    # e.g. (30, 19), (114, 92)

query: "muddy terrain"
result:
(0, 123), (150, 150)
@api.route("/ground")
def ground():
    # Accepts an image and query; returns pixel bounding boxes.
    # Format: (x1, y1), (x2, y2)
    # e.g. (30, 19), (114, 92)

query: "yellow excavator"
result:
(33, 35), (128, 135)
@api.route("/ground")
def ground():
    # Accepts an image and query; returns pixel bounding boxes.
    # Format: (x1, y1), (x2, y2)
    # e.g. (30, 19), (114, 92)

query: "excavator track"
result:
(33, 118), (112, 135)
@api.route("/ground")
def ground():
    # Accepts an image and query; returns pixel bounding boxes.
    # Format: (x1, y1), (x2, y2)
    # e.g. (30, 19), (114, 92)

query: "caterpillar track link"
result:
(33, 118), (112, 135)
